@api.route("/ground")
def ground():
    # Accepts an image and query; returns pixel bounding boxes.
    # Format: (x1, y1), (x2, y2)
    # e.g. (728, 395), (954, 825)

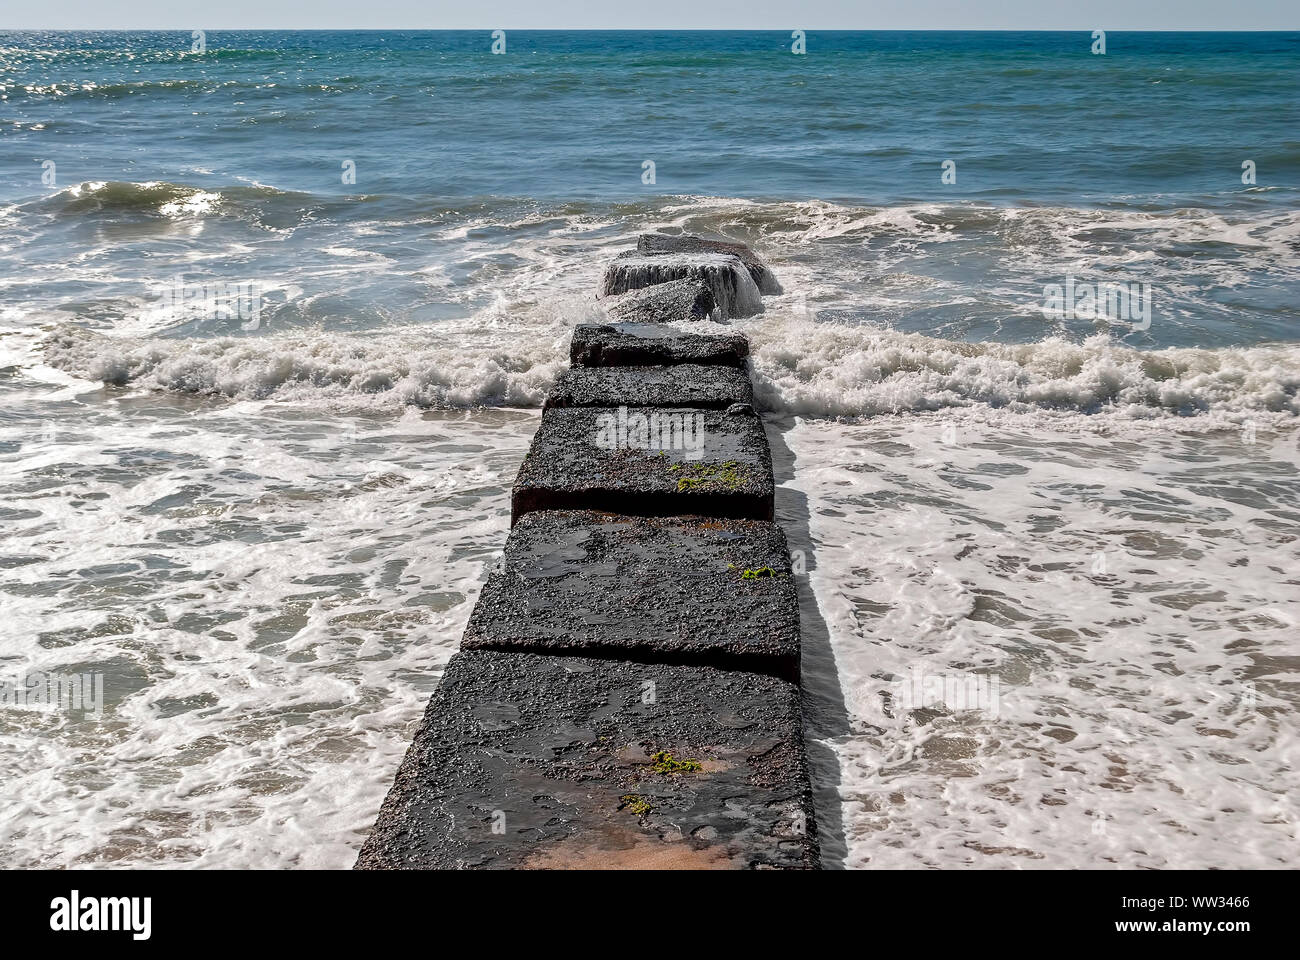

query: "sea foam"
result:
(43, 318), (1300, 423)
(747, 317), (1300, 420)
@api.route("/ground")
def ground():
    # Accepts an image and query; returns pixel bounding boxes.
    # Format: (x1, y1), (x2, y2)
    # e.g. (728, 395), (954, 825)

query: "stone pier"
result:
(357, 234), (817, 870)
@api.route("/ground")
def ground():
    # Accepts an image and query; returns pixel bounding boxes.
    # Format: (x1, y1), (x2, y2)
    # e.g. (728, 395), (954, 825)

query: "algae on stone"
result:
(668, 460), (747, 493)
(650, 750), (702, 774)
(619, 794), (653, 816)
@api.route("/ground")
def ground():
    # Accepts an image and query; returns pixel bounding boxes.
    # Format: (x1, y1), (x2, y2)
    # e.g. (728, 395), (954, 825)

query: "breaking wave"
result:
(42, 319), (1300, 423)
(42, 325), (569, 410)
(748, 317), (1300, 420)
(27, 180), (326, 221)
(13, 188), (1300, 422)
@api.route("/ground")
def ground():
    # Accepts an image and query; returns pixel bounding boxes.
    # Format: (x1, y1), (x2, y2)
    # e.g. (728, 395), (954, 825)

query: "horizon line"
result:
(4, 27), (1299, 33)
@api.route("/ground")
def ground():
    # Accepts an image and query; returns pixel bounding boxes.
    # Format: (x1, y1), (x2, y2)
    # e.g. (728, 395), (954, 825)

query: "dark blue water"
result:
(3, 30), (1298, 204)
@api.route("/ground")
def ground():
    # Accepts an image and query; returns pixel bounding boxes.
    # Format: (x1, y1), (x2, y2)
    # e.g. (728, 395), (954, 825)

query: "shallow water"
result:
(781, 412), (1299, 868)
(0, 394), (536, 867)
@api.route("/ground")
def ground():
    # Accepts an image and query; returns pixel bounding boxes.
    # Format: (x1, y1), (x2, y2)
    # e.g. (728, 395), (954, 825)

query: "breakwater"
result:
(356, 235), (818, 869)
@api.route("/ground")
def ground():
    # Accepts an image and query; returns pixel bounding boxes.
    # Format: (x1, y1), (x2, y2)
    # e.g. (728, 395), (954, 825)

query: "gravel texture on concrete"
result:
(606, 277), (717, 323)
(355, 649), (818, 869)
(544, 363), (754, 410)
(464, 510), (799, 680)
(511, 405), (774, 524)
(570, 322), (750, 368)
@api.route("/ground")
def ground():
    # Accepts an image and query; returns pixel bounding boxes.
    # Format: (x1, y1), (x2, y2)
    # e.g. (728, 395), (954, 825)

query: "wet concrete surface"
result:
(511, 406), (775, 524)
(544, 364), (754, 410)
(355, 649), (818, 870)
(606, 277), (716, 323)
(359, 235), (830, 870)
(601, 252), (764, 319)
(463, 510), (799, 680)
(570, 322), (750, 369)
(636, 233), (783, 295)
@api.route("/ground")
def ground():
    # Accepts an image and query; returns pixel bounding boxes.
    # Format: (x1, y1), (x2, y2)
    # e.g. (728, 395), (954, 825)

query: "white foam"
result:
(746, 315), (1300, 421)
(602, 252), (765, 319)
(0, 403), (540, 868)
(35, 311), (1300, 425)
(781, 412), (1300, 868)
(158, 190), (222, 218)
(5, 191), (1300, 869)
(41, 322), (574, 410)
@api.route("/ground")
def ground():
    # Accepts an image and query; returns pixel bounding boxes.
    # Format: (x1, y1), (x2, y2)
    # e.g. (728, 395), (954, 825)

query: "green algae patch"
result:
(740, 566), (778, 580)
(668, 460), (747, 493)
(651, 750), (703, 774)
(619, 794), (653, 816)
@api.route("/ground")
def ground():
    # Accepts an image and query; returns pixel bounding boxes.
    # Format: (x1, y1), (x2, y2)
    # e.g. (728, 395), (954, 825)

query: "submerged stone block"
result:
(636, 233), (783, 295)
(606, 277), (716, 323)
(569, 322), (749, 369)
(601, 252), (764, 319)
(354, 649), (818, 870)
(510, 405), (774, 524)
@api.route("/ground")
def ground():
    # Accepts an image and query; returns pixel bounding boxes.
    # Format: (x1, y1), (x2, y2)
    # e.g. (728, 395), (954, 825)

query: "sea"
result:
(1, 30), (1297, 868)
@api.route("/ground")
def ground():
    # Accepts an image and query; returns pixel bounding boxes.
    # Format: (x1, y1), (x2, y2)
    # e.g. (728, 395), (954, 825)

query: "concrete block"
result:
(355, 649), (818, 870)
(464, 510), (798, 680)
(544, 364), (753, 411)
(570, 322), (749, 369)
(511, 406), (774, 524)
(636, 233), (783, 295)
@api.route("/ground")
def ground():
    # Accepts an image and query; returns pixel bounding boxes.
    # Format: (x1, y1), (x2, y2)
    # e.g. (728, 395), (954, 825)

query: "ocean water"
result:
(1, 30), (1298, 868)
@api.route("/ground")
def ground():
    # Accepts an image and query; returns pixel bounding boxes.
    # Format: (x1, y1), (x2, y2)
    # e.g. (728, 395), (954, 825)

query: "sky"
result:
(3, 1), (1297, 31)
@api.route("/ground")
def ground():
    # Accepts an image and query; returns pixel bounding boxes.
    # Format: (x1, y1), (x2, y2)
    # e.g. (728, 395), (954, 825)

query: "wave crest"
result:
(749, 318), (1300, 419)
(40, 318), (1300, 423)
(42, 325), (568, 409)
